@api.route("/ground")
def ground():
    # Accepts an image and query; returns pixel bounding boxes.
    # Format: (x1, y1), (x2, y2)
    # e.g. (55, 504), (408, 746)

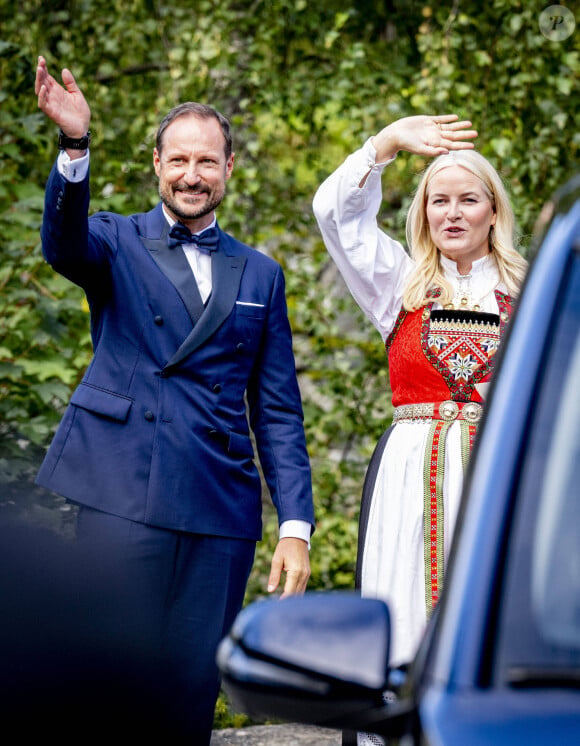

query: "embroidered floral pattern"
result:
(385, 305), (407, 353)
(424, 420), (449, 614)
(480, 338), (500, 354)
(419, 290), (514, 401)
(428, 334), (448, 352)
(448, 352), (479, 381)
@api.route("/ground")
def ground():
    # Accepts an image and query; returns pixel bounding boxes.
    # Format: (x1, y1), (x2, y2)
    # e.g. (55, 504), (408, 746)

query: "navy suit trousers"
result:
(76, 507), (256, 744)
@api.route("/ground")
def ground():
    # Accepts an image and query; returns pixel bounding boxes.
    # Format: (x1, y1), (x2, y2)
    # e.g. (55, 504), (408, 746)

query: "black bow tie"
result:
(167, 223), (219, 254)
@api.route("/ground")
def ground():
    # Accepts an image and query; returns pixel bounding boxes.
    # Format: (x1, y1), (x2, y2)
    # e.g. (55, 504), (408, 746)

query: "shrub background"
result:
(1, 0), (578, 725)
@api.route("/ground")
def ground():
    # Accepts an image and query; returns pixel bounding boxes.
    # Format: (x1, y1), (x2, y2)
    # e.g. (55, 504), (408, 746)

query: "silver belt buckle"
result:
(439, 400), (460, 421)
(462, 402), (483, 422)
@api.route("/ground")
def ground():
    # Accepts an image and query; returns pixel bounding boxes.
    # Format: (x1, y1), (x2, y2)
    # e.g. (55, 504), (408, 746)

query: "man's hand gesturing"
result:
(35, 55), (91, 140)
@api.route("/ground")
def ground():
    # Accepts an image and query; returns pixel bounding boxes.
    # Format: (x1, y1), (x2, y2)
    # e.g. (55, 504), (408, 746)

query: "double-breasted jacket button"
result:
(235, 342), (245, 353)
(154, 315), (164, 326)
(212, 383), (222, 393)
(144, 410), (155, 421)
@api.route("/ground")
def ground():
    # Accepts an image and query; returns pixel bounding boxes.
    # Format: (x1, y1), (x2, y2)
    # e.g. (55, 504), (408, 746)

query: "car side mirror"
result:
(217, 591), (393, 730)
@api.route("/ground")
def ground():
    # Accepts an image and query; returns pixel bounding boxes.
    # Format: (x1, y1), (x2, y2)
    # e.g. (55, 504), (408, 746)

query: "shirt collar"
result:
(440, 252), (495, 277)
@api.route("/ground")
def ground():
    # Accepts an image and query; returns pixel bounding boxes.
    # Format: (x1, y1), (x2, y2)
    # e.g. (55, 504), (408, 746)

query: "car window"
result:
(496, 251), (580, 684)
(532, 331), (580, 650)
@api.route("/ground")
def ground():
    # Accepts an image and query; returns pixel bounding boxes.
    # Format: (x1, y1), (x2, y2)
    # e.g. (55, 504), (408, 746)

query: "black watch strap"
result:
(58, 129), (91, 150)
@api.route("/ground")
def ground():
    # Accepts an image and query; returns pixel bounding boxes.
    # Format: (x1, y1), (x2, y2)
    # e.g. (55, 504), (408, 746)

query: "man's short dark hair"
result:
(156, 102), (233, 160)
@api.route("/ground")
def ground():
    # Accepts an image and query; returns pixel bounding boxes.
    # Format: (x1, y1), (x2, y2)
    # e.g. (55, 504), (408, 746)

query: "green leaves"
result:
(1, 0), (577, 727)
(1, 0), (579, 594)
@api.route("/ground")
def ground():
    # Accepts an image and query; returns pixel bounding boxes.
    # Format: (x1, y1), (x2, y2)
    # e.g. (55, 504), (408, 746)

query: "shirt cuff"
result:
(363, 137), (396, 170)
(279, 519), (312, 549)
(57, 150), (90, 182)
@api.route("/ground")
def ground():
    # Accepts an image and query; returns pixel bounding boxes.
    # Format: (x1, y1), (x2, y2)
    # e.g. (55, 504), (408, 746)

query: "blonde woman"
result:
(313, 115), (527, 694)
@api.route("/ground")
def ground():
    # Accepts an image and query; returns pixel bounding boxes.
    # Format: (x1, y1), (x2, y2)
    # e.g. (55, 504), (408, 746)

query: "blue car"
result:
(217, 175), (580, 744)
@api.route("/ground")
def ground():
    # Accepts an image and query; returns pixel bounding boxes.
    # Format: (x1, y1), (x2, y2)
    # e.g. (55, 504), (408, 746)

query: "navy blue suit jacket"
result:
(37, 162), (314, 541)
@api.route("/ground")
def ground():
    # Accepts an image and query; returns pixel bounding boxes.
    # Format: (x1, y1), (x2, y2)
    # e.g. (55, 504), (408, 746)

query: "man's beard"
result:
(160, 182), (225, 222)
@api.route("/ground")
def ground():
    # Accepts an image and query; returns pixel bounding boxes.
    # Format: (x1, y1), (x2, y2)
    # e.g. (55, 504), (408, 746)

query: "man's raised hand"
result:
(35, 56), (91, 138)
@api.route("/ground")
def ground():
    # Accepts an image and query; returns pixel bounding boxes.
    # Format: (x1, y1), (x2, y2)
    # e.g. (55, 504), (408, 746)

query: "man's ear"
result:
(225, 152), (235, 181)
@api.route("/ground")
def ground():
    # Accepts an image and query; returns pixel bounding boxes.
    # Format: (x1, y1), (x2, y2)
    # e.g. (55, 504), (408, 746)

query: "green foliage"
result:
(411, 0), (580, 241)
(1, 0), (579, 726)
(213, 689), (254, 730)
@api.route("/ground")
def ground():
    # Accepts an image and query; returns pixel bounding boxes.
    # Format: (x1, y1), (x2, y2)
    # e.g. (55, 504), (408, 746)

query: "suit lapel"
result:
(165, 241), (246, 369)
(137, 207), (248, 370)
(140, 217), (205, 326)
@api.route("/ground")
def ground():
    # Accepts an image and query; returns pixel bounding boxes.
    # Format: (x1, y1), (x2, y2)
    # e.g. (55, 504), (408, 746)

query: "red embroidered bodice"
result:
(386, 290), (514, 407)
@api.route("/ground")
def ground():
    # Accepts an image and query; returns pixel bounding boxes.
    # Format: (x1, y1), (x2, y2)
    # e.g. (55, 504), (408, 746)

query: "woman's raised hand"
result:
(371, 115), (477, 162)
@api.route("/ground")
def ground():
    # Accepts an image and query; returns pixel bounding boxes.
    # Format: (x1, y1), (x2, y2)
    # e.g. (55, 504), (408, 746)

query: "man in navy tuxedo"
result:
(34, 56), (315, 742)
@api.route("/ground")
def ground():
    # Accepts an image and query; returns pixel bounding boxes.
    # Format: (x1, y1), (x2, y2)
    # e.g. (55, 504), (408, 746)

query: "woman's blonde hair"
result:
(403, 150), (527, 311)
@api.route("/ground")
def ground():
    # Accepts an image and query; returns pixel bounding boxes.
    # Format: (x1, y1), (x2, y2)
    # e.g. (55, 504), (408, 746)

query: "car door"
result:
(418, 204), (580, 746)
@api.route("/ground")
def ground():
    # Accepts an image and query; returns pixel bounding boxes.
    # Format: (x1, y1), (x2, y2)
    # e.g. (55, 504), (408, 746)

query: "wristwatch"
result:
(57, 129), (91, 150)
